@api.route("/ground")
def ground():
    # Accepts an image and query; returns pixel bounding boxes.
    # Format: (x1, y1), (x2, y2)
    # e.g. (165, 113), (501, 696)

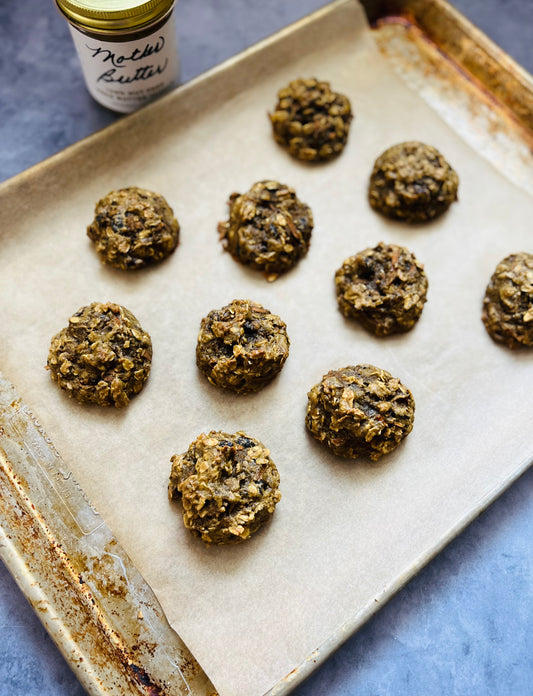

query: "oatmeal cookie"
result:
(368, 141), (458, 222)
(196, 299), (289, 394)
(482, 252), (533, 349)
(335, 242), (428, 336)
(218, 180), (313, 280)
(269, 78), (353, 162)
(87, 186), (180, 270)
(169, 430), (281, 545)
(306, 364), (415, 460)
(47, 301), (152, 407)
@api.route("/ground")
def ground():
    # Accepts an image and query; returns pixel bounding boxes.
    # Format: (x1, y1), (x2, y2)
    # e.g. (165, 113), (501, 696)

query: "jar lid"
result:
(56, 0), (175, 33)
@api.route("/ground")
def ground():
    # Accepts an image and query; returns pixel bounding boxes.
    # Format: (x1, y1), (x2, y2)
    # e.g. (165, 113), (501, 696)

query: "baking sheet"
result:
(1, 2), (532, 696)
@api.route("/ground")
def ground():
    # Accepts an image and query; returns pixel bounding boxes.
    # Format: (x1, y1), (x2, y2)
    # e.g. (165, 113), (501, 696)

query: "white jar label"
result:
(69, 13), (179, 113)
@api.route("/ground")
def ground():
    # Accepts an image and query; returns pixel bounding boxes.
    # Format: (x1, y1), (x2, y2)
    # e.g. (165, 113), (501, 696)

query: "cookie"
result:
(169, 430), (281, 545)
(269, 78), (353, 162)
(306, 364), (415, 460)
(218, 180), (313, 280)
(482, 252), (533, 348)
(368, 141), (458, 222)
(335, 242), (428, 335)
(47, 301), (152, 407)
(196, 299), (289, 394)
(87, 186), (180, 270)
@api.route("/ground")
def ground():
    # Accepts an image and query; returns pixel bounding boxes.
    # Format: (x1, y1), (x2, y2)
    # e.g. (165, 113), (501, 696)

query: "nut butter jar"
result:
(55, 0), (179, 113)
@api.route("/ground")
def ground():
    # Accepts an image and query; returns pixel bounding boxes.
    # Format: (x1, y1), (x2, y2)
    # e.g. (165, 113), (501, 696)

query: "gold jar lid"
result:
(56, 0), (175, 33)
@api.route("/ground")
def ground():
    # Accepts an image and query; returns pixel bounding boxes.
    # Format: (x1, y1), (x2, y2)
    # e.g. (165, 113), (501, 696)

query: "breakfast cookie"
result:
(196, 299), (289, 394)
(47, 301), (152, 407)
(269, 78), (353, 162)
(482, 252), (533, 348)
(218, 180), (313, 280)
(306, 364), (415, 460)
(87, 186), (180, 270)
(368, 141), (458, 222)
(169, 430), (281, 545)
(335, 242), (428, 336)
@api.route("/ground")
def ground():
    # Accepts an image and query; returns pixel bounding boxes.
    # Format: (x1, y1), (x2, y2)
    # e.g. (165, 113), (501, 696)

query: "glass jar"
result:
(55, 0), (179, 113)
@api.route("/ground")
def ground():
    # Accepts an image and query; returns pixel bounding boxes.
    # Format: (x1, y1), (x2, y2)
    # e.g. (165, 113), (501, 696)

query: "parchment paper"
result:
(1, 2), (532, 696)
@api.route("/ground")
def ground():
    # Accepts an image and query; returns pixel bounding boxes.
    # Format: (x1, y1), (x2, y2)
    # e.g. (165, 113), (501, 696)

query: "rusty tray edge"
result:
(0, 374), (216, 696)
(363, 0), (533, 116)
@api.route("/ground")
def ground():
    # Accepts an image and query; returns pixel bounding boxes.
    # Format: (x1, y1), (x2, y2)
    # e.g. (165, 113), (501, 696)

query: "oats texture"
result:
(368, 141), (458, 222)
(87, 186), (180, 270)
(196, 299), (289, 394)
(218, 180), (313, 280)
(482, 252), (533, 349)
(169, 430), (281, 545)
(47, 302), (152, 407)
(269, 78), (353, 162)
(306, 364), (415, 460)
(335, 242), (428, 336)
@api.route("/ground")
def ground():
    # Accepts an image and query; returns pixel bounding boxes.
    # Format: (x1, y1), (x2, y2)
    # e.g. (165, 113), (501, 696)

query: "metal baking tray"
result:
(1, 1), (532, 695)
